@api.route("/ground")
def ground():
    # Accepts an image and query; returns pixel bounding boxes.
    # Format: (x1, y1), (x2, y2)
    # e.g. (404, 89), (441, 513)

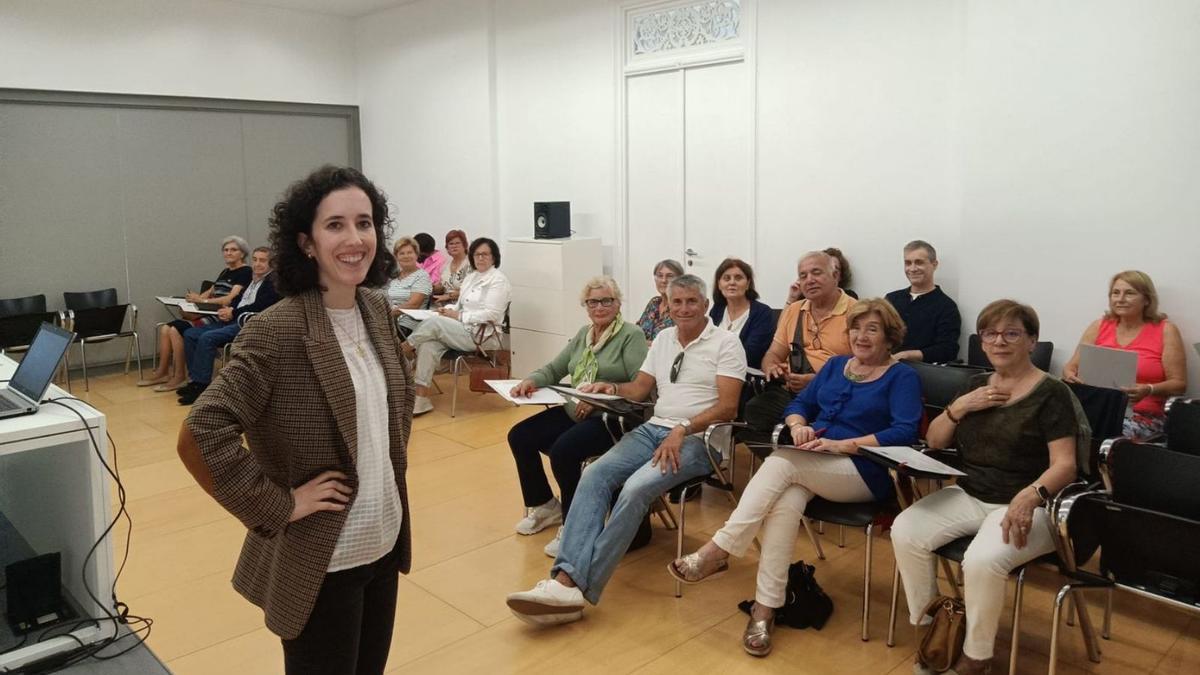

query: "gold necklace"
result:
(330, 309), (366, 358)
(845, 358), (882, 383)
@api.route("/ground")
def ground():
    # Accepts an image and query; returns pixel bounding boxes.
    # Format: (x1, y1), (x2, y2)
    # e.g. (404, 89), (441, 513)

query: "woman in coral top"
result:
(1064, 270), (1188, 439)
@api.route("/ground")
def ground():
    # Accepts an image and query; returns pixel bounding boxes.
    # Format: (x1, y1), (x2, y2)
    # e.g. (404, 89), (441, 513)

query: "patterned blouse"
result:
(636, 296), (674, 342)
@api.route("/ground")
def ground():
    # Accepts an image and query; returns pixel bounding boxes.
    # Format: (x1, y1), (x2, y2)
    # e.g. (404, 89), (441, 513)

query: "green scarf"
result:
(571, 314), (623, 386)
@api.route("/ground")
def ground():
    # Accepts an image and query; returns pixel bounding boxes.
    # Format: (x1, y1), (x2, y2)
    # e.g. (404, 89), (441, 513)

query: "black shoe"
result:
(176, 382), (200, 398)
(669, 483), (702, 504)
(178, 383), (207, 405)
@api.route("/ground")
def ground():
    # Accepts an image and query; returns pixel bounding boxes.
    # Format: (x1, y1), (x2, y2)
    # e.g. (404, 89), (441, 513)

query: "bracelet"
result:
(1148, 383), (1155, 395)
(945, 407), (962, 424)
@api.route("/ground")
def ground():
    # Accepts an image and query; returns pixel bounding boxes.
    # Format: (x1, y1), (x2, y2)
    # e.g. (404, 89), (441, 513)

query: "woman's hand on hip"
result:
(289, 470), (352, 522)
(1000, 488), (1041, 549)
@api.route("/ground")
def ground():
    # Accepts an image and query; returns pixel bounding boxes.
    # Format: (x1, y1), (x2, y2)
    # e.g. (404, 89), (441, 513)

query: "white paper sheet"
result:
(550, 385), (624, 401)
(400, 309), (439, 321)
(485, 380), (566, 405)
(745, 367), (766, 378)
(860, 446), (966, 476)
(156, 296), (188, 307)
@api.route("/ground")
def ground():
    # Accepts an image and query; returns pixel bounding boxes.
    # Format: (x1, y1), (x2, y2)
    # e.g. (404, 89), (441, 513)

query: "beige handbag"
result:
(916, 596), (967, 673)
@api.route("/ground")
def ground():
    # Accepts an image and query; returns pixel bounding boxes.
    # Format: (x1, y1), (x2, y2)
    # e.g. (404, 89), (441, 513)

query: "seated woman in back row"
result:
(139, 235), (251, 392)
(709, 257), (775, 370)
(1063, 270), (1187, 440)
(404, 237), (511, 416)
(669, 298), (921, 657)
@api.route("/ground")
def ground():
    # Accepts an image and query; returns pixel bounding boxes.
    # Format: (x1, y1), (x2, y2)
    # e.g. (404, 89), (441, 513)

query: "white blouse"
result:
(324, 306), (403, 572)
(455, 266), (512, 326)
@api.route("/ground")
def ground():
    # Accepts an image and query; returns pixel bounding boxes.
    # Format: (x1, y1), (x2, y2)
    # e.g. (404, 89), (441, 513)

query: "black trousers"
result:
(739, 384), (795, 454)
(281, 543), (402, 675)
(508, 407), (616, 519)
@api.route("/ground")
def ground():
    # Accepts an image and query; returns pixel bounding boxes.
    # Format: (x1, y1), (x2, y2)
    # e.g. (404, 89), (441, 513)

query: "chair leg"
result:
(1102, 587), (1112, 640)
(802, 517), (826, 561)
(80, 343), (90, 392)
(1007, 568), (1026, 675)
(451, 356), (464, 417)
(887, 562), (901, 647)
(839, 524), (846, 548)
(940, 558), (962, 600)
(655, 496), (678, 530)
(861, 522), (873, 642)
(675, 487), (689, 598)
(1065, 592), (1076, 627)
(817, 521), (825, 535)
(1071, 590), (1103, 663)
(1049, 585), (1071, 675)
(132, 333), (143, 380)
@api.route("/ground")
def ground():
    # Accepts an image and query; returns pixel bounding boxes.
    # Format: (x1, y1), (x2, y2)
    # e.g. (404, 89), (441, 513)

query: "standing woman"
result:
(387, 236), (433, 338)
(1063, 270), (1187, 439)
(177, 166), (413, 675)
(636, 259), (684, 342)
(432, 229), (470, 305)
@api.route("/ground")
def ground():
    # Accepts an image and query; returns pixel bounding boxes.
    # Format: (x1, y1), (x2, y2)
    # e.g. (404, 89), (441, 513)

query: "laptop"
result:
(1078, 344), (1138, 389)
(0, 323), (75, 420)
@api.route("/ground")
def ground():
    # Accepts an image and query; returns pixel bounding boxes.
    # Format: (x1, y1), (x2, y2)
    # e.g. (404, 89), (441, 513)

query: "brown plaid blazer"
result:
(186, 287), (414, 640)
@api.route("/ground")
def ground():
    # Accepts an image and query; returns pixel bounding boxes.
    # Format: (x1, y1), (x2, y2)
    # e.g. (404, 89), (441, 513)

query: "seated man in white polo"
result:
(506, 274), (746, 625)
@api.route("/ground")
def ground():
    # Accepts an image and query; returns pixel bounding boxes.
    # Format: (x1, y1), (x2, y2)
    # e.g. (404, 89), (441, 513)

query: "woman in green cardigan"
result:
(507, 276), (648, 557)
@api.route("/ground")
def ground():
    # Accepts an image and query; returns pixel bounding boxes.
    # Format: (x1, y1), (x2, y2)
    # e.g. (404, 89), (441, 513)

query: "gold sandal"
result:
(742, 608), (775, 657)
(667, 552), (728, 585)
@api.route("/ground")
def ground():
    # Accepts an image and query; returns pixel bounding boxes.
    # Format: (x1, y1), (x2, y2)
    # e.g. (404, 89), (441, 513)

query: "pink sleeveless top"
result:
(1094, 318), (1167, 417)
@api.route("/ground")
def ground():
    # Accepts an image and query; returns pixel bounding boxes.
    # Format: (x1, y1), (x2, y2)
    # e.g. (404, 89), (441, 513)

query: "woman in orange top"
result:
(1063, 270), (1187, 439)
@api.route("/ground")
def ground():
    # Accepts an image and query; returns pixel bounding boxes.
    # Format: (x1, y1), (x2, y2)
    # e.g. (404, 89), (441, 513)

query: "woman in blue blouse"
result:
(708, 257), (775, 369)
(668, 298), (921, 657)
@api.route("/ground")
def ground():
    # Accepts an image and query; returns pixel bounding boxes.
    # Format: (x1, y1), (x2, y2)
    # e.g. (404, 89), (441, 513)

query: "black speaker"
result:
(5, 552), (69, 634)
(533, 201), (571, 239)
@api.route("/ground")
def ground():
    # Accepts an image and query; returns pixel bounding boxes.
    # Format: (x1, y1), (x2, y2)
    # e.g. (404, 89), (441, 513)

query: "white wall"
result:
(0, 0), (356, 103)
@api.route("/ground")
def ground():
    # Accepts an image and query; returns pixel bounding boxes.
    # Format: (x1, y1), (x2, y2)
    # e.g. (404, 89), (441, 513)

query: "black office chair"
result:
(1163, 396), (1200, 455)
(442, 304), (510, 418)
(967, 334), (1054, 371)
(1049, 484), (1200, 674)
(0, 294), (48, 318)
(62, 289), (142, 391)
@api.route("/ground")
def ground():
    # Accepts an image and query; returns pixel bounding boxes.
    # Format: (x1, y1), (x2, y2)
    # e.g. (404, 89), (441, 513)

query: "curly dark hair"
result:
(268, 165), (394, 297)
(468, 237), (501, 270)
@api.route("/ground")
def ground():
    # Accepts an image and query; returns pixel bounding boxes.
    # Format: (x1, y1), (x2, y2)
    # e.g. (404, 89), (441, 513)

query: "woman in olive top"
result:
(507, 276), (648, 558)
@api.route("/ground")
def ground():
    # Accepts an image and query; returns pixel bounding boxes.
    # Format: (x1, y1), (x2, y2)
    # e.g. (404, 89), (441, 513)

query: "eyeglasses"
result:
(979, 329), (1027, 344)
(584, 297), (616, 308)
(670, 351), (685, 383)
(473, 251), (493, 259)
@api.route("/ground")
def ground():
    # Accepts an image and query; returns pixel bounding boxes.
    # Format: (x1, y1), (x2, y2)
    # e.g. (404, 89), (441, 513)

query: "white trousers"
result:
(890, 485), (1055, 660)
(406, 315), (477, 387)
(712, 448), (874, 608)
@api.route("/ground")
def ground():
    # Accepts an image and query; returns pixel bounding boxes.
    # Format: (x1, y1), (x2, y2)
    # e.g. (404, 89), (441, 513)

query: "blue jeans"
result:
(183, 322), (241, 385)
(551, 423), (715, 604)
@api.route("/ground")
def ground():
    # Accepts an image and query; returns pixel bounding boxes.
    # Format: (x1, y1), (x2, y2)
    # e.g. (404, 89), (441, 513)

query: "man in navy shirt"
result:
(884, 240), (961, 363)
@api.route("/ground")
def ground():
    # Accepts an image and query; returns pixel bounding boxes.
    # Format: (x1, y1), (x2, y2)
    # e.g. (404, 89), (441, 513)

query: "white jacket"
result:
(455, 267), (511, 326)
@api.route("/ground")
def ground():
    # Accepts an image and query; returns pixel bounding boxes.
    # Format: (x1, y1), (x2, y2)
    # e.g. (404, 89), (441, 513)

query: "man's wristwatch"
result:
(678, 420), (692, 435)
(1031, 483), (1051, 506)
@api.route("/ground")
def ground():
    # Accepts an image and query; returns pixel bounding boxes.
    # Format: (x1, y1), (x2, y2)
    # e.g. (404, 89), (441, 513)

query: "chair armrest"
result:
(771, 422), (786, 445)
(237, 312), (257, 327)
(703, 421), (748, 457)
(128, 304), (138, 332)
(1097, 437), (1118, 494)
(1049, 483), (1109, 575)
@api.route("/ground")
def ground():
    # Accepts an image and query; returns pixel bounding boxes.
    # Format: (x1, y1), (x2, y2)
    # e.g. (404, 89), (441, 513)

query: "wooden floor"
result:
(69, 368), (1198, 674)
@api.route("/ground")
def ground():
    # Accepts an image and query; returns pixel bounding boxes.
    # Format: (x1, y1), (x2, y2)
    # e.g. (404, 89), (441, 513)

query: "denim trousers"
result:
(551, 422), (714, 604)
(183, 321), (242, 385)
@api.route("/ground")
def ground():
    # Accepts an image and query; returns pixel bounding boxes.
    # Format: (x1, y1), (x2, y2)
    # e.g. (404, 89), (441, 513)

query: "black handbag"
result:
(788, 309), (815, 375)
(738, 560), (833, 629)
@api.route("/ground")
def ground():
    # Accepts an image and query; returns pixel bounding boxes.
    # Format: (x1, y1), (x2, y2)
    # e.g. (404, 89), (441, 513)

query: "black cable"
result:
(3, 397), (152, 673)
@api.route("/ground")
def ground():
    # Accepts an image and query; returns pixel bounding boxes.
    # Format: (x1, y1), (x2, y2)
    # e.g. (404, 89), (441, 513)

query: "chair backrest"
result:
(70, 305), (130, 339)
(0, 312), (61, 350)
(1100, 438), (1200, 520)
(1066, 381), (1128, 478)
(1093, 497), (1200, 600)
(0, 294), (47, 318)
(1164, 397), (1200, 456)
(967, 334), (1054, 371)
(63, 288), (118, 311)
(908, 362), (988, 411)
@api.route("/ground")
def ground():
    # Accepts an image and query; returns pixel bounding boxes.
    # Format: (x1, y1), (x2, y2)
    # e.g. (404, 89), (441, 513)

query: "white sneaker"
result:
(543, 526), (562, 558)
(506, 579), (585, 625)
(514, 498), (562, 535)
(413, 396), (434, 416)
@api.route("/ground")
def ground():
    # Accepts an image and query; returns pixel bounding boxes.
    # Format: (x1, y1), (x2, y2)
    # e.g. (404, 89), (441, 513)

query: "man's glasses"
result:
(670, 351), (685, 383)
(979, 329), (1026, 344)
(584, 297), (616, 309)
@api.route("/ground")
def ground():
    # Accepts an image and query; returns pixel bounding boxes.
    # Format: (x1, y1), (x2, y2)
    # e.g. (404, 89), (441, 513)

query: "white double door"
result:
(626, 60), (754, 308)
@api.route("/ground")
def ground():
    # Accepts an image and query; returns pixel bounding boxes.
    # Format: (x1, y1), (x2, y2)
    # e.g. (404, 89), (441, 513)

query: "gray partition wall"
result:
(0, 89), (358, 367)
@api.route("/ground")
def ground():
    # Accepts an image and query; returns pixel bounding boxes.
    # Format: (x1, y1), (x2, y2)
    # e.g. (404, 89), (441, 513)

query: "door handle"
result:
(685, 248), (699, 257)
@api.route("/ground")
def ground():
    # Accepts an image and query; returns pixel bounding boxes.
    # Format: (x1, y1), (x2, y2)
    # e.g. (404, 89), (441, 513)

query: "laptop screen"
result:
(10, 323), (73, 403)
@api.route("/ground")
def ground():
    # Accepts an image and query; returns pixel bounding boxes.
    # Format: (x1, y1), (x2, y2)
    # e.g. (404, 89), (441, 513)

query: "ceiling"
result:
(227, 0), (426, 18)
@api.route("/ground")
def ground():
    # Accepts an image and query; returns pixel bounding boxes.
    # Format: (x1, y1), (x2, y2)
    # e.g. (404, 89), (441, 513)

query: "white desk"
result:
(0, 355), (116, 669)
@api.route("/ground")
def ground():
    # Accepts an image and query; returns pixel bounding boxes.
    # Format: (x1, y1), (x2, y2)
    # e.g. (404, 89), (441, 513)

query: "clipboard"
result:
(1078, 344), (1138, 389)
(548, 385), (651, 416)
(859, 445), (966, 478)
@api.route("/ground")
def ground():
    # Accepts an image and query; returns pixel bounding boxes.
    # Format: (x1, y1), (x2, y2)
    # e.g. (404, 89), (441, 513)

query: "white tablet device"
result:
(1078, 344), (1138, 389)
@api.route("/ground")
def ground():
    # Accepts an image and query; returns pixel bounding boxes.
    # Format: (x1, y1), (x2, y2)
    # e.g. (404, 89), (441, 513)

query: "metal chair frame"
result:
(64, 304), (142, 391)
